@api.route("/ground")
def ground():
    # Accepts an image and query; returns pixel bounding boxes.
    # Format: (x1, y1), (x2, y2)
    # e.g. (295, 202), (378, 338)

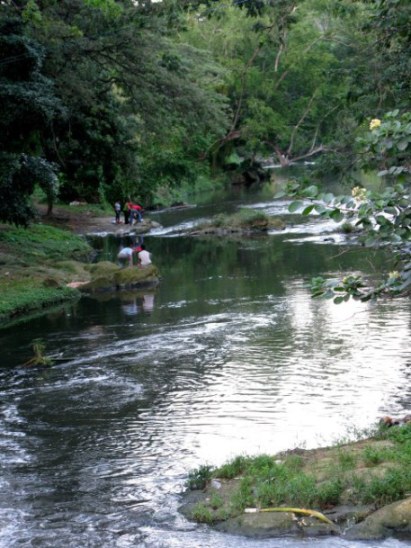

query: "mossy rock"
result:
(114, 264), (159, 289)
(81, 262), (159, 293)
(191, 213), (285, 236)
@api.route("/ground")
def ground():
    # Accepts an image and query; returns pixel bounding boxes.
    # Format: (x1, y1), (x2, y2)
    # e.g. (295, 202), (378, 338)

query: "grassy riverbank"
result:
(0, 221), (93, 326)
(181, 422), (411, 539)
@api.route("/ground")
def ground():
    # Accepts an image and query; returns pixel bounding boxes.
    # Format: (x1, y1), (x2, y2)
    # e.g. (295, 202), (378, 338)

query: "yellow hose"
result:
(244, 507), (334, 525)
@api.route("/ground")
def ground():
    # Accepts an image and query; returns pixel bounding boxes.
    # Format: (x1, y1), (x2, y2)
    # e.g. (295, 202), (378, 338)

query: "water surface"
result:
(1, 185), (410, 547)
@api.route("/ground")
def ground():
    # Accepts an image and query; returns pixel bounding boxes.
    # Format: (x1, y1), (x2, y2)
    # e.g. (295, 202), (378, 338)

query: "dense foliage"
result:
(0, 0), (409, 229)
(0, 0), (229, 220)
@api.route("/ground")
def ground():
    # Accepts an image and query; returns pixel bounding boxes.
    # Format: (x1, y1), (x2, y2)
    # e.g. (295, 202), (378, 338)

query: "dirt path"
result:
(36, 204), (147, 235)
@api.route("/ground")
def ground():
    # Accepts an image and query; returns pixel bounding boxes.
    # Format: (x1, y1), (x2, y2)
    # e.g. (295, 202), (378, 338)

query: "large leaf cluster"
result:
(281, 111), (411, 301)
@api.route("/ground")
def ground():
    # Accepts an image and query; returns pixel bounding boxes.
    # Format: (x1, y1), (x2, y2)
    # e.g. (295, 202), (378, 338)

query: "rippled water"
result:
(1, 185), (410, 547)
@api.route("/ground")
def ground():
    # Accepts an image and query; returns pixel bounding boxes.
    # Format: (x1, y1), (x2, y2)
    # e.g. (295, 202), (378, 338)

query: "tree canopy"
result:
(0, 0), (409, 226)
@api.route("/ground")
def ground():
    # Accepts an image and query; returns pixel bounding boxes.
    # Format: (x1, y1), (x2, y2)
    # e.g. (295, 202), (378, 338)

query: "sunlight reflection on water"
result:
(0, 192), (410, 547)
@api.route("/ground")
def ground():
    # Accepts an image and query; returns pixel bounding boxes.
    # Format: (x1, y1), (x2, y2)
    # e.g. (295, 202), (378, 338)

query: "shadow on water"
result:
(0, 181), (410, 547)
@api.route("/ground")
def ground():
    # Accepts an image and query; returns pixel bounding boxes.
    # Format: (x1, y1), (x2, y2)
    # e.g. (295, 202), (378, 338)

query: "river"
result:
(1, 181), (410, 547)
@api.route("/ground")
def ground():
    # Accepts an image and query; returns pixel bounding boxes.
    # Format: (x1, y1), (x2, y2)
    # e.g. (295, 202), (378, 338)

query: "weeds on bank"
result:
(212, 209), (269, 228)
(197, 208), (284, 231)
(187, 465), (213, 490)
(187, 423), (411, 523)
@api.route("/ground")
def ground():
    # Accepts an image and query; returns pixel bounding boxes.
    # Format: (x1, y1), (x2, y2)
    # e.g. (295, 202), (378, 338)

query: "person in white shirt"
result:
(117, 246), (134, 267)
(137, 244), (152, 268)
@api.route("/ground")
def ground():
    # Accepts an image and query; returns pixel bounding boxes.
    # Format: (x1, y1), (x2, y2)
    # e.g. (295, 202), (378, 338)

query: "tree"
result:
(180, 0), (368, 172)
(30, 0), (229, 204)
(0, 0), (230, 222)
(0, 15), (61, 225)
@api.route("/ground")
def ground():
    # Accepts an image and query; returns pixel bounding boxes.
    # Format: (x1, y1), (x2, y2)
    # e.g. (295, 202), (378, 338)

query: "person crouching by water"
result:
(131, 203), (144, 224)
(117, 246), (135, 267)
(137, 244), (151, 268)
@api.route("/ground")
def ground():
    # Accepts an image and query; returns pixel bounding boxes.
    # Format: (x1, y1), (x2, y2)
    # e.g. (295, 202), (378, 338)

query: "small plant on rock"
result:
(187, 465), (213, 490)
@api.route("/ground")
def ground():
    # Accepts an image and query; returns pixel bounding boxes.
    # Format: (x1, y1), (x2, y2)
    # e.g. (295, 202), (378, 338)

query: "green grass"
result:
(0, 223), (91, 264)
(0, 223), (92, 325)
(187, 465), (213, 490)
(215, 455), (252, 479)
(0, 278), (78, 318)
(362, 446), (387, 466)
(191, 502), (215, 523)
(355, 468), (411, 506)
(337, 449), (357, 470)
(186, 423), (411, 523)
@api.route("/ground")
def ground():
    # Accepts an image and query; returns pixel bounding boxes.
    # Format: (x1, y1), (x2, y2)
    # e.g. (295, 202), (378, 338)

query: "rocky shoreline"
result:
(179, 425), (411, 541)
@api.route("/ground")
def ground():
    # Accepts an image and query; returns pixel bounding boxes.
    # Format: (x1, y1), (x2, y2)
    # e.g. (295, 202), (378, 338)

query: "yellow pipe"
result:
(244, 507), (334, 525)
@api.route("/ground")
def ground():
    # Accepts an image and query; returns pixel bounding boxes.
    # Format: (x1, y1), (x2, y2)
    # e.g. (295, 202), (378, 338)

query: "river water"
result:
(1, 182), (410, 547)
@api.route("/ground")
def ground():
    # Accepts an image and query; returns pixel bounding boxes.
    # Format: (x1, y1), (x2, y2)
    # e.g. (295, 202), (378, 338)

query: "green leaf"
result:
(330, 209), (344, 222)
(397, 140), (408, 151)
(322, 193), (335, 205)
(375, 215), (388, 225)
(314, 204), (327, 214)
(225, 152), (243, 166)
(302, 205), (315, 215)
(333, 296), (345, 304)
(302, 185), (319, 198)
(288, 201), (303, 213)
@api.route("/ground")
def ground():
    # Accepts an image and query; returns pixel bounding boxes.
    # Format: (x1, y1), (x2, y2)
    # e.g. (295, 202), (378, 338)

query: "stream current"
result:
(1, 182), (410, 547)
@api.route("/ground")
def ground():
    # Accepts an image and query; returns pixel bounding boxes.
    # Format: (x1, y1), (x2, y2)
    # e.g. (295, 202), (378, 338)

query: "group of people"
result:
(114, 201), (144, 225)
(117, 243), (152, 268)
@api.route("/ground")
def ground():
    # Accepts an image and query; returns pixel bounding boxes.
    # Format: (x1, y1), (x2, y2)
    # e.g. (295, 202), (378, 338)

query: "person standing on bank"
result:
(137, 244), (151, 268)
(114, 201), (122, 224)
(124, 201), (132, 224)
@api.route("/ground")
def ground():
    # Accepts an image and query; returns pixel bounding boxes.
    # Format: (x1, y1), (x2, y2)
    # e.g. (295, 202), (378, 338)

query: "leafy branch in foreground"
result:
(278, 111), (411, 302)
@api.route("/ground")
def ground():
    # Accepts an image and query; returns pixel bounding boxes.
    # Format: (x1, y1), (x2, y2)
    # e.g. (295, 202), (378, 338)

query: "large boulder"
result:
(344, 497), (411, 540)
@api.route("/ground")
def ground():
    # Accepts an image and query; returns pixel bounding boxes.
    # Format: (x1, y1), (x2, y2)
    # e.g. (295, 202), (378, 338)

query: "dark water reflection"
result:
(1, 187), (410, 547)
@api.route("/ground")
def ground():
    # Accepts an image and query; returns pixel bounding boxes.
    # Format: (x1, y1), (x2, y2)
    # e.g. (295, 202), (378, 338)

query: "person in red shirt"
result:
(131, 203), (143, 224)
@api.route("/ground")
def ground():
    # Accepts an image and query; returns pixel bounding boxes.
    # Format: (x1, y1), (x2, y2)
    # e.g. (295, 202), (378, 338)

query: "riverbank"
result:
(0, 204), (158, 328)
(180, 421), (411, 540)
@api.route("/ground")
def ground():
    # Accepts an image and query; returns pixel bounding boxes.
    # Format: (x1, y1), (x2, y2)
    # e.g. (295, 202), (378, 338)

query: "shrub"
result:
(187, 465), (213, 490)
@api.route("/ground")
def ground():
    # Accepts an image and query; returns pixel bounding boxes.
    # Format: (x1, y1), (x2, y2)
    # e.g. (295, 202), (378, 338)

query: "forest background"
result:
(0, 0), (409, 223)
